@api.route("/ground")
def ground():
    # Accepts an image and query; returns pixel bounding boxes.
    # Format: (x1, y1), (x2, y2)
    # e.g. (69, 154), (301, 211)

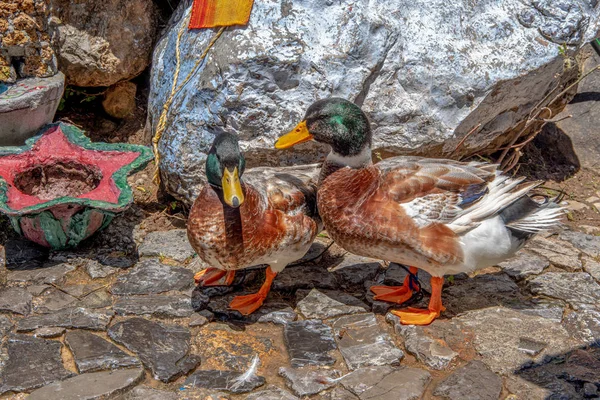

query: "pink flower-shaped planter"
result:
(0, 122), (153, 249)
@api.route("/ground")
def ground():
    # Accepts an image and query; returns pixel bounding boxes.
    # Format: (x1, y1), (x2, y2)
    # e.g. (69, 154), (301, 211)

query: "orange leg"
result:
(391, 276), (445, 326)
(194, 268), (235, 286)
(370, 266), (419, 304)
(229, 266), (277, 315)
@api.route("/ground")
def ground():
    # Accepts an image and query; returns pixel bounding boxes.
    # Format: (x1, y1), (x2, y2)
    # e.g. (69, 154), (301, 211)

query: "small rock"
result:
(102, 81), (137, 119)
(296, 289), (368, 319)
(4, 239), (48, 269)
(111, 259), (194, 295)
(433, 360), (502, 400)
(331, 254), (382, 287)
(332, 313), (404, 370)
(387, 313), (458, 370)
(559, 230), (600, 258)
(138, 230), (195, 263)
(0, 315), (13, 337)
(26, 284), (50, 296)
(0, 334), (72, 394)
(456, 307), (578, 374)
(283, 320), (337, 367)
(114, 294), (194, 318)
(566, 200), (588, 211)
(353, 367), (431, 400)
(527, 236), (582, 271)
(279, 367), (339, 396)
(66, 330), (140, 373)
(583, 257), (600, 282)
(184, 370), (266, 394)
(27, 367), (145, 400)
(108, 317), (200, 382)
(33, 327), (66, 338)
(338, 365), (395, 395)
(244, 386), (299, 400)
(17, 308), (114, 331)
(189, 313), (209, 327)
(0, 286), (32, 315)
(529, 272), (600, 310)
(8, 262), (76, 285)
(517, 337), (547, 356)
(84, 259), (119, 279)
(498, 251), (549, 279)
(273, 264), (338, 291)
(119, 385), (179, 400)
(564, 308), (600, 344)
(584, 382), (598, 397)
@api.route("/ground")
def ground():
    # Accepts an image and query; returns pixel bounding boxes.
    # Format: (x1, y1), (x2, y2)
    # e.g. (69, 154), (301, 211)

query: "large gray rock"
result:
(65, 330), (140, 373)
(433, 361), (502, 400)
(50, 0), (157, 87)
(149, 0), (598, 204)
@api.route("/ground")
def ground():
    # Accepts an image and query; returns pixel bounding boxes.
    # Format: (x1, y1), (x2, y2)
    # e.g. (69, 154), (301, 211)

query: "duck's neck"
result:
(319, 146), (373, 184)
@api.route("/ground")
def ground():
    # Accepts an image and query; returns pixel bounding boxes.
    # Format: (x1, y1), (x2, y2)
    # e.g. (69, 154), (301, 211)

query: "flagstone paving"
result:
(1, 222), (600, 399)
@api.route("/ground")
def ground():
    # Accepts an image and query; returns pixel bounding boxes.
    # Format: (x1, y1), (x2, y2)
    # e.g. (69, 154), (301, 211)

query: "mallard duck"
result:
(275, 98), (563, 325)
(187, 132), (320, 315)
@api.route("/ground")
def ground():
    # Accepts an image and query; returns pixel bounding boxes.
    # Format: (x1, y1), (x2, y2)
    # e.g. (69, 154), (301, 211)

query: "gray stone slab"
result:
(387, 313), (458, 370)
(498, 251), (549, 280)
(296, 289), (368, 319)
(66, 330), (140, 373)
(279, 367), (339, 397)
(338, 366), (395, 396)
(33, 327), (66, 338)
(332, 313), (404, 370)
(433, 361), (502, 400)
(184, 370), (266, 393)
(527, 236), (582, 271)
(17, 307), (114, 332)
(245, 386), (299, 400)
(138, 229), (195, 263)
(119, 385), (179, 400)
(564, 308), (600, 344)
(111, 259), (194, 295)
(529, 272), (600, 310)
(108, 317), (200, 382)
(27, 367), (144, 400)
(0, 287), (32, 315)
(7, 262), (76, 285)
(0, 315), (13, 337)
(356, 367), (431, 400)
(584, 257), (600, 282)
(559, 230), (600, 258)
(457, 307), (580, 374)
(283, 320), (337, 368)
(84, 260), (119, 279)
(114, 294), (194, 318)
(0, 334), (72, 394)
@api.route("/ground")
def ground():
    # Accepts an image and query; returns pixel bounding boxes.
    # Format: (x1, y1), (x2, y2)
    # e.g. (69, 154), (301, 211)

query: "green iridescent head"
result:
(205, 132), (246, 208)
(275, 98), (372, 156)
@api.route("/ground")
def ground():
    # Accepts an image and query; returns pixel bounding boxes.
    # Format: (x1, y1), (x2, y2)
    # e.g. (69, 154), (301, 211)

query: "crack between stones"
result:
(354, 34), (398, 107)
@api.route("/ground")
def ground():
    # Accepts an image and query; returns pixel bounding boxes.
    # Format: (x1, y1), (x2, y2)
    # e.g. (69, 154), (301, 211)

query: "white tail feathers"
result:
(507, 203), (565, 233)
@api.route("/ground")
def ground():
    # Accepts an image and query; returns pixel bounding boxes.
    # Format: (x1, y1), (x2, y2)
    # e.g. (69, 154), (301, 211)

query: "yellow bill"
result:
(222, 167), (244, 207)
(275, 120), (313, 149)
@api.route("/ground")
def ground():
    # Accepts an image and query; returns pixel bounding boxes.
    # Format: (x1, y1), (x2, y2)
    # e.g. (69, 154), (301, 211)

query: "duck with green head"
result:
(188, 132), (321, 315)
(275, 98), (563, 325)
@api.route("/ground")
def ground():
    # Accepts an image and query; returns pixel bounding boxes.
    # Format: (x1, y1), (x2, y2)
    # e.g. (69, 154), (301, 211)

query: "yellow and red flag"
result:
(189, 0), (254, 29)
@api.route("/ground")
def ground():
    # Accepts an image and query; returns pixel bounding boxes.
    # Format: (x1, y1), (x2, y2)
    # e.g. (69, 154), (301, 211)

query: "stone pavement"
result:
(1, 223), (600, 399)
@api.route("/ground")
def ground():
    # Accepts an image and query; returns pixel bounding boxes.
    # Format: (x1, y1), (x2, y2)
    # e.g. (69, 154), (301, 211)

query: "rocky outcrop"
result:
(0, 0), (58, 83)
(149, 0), (599, 204)
(49, 0), (158, 87)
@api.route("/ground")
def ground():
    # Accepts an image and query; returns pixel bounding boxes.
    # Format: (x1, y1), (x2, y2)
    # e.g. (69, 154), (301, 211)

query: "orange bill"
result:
(274, 121), (313, 149)
(189, 0), (254, 29)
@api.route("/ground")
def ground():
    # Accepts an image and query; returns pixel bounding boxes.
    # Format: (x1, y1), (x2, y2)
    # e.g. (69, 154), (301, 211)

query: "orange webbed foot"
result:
(229, 293), (267, 315)
(194, 268), (235, 286)
(390, 307), (444, 326)
(370, 285), (413, 304)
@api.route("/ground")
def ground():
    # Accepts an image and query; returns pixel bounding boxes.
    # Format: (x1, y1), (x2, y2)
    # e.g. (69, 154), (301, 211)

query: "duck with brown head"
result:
(188, 132), (321, 315)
